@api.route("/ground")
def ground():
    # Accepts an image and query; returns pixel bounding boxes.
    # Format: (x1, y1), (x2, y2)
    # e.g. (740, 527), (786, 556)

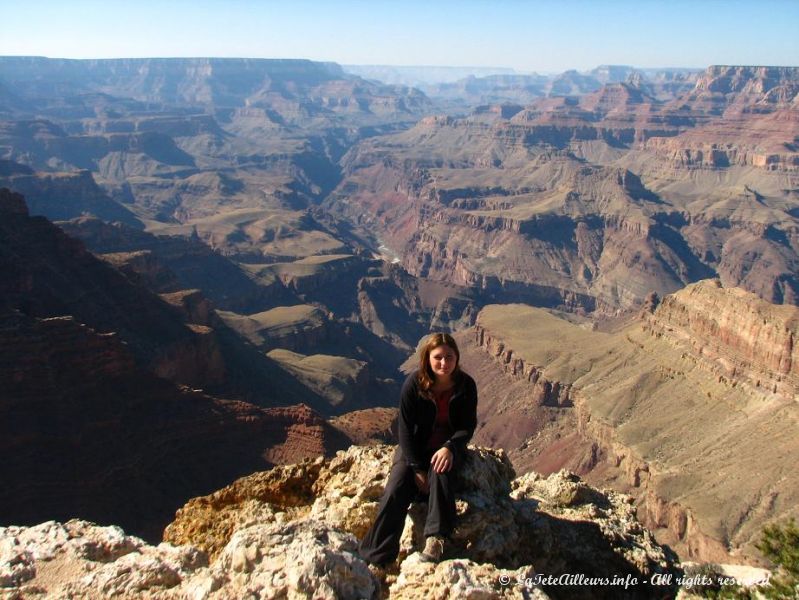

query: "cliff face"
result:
(688, 66), (799, 115)
(0, 445), (678, 599)
(466, 281), (799, 563)
(644, 279), (799, 400)
(643, 108), (799, 171)
(639, 66), (799, 171)
(0, 188), (361, 537)
(0, 305), (348, 541)
(0, 167), (142, 227)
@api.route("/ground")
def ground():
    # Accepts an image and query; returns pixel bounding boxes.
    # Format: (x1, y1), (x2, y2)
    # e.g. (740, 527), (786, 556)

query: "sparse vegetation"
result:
(756, 518), (799, 599)
(691, 519), (799, 599)
(681, 562), (727, 596)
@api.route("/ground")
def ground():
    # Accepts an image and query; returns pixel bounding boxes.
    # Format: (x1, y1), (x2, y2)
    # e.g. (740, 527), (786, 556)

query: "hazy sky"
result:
(1, 0), (797, 72)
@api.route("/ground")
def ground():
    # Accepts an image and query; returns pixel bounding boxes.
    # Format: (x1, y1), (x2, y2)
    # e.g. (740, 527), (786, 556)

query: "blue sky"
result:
(1, 0), (797, 72)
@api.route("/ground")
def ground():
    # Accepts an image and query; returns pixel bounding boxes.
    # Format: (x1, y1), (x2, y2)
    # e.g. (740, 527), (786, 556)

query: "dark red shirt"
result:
(426, 388), (454, 450)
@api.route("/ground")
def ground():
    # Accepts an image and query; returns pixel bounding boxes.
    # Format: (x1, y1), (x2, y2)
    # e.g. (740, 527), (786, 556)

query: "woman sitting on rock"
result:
(359, 333), (478, 566)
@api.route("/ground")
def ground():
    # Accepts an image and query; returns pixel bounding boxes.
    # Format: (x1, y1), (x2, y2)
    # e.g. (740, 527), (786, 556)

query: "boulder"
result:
(0, 445), (679, 598)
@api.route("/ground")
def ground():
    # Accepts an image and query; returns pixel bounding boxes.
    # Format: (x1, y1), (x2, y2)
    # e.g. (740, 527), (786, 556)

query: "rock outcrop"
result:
(0, 445), (678, 599)
(0, 166), (142, 227)
(643, 279), (799, 400)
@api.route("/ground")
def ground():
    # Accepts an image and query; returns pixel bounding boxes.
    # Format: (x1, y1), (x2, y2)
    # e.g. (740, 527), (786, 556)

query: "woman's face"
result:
(429, 344), (457, 380)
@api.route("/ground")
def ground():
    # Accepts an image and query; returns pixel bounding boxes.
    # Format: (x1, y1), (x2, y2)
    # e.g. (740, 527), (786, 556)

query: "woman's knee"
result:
(427, 467), (455, 487)
(383, 460), (421, 501)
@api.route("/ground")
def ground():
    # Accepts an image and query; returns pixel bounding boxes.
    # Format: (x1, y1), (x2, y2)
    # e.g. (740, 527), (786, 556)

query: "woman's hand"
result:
(414, 471), (429, 493)
(430, 446), (453, 473)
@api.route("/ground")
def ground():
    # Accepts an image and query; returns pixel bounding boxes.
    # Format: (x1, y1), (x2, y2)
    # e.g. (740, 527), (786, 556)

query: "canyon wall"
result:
(0, 188), (358, 538)
(468, 280), (799, 562)
(644, 279), (798, 400)
(0, 305), (349, 541)
(324, 65), (799, 314)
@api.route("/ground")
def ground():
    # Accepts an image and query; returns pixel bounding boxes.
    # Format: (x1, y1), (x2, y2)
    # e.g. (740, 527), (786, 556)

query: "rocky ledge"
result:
(1, 445), (677, 599)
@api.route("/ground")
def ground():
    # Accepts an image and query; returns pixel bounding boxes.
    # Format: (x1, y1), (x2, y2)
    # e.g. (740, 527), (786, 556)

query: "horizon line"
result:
(3, 56), (799, 72)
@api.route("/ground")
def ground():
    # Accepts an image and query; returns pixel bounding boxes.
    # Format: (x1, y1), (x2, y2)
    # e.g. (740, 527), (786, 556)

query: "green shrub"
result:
(756, 518), (799, 599)
(698, 519), (799, 599)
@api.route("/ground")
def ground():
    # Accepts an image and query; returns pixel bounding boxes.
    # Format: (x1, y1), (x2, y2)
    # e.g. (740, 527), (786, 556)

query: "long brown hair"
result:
(417, 333), (461, 393)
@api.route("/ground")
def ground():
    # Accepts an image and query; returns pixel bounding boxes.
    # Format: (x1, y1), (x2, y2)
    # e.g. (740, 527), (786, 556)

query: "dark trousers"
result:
(358, 446), (461, 565)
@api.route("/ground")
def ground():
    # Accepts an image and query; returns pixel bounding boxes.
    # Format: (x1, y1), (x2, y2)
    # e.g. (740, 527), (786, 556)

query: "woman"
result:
(359, 333), (478, 566)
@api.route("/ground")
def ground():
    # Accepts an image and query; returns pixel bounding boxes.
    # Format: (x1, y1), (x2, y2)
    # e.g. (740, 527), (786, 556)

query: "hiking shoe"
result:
(421, 535), (445, 562)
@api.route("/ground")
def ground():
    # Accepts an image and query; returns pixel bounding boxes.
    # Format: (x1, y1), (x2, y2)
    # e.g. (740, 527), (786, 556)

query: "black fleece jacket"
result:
(397, 370), (478, 473)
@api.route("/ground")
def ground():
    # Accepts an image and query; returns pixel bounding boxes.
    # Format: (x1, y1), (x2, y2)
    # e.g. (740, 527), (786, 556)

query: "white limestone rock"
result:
(205, 519), (376, 600)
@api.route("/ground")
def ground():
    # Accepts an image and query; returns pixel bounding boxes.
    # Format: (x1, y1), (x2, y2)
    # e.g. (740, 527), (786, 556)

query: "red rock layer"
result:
(644, 279), (799, 400)
(0, 307), (348, 542)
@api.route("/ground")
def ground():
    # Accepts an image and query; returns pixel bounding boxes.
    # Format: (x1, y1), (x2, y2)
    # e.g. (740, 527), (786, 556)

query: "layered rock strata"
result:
(325, 66), (799, 314)
(0, 304), (348, 540)
(643, 279), (798, 400)
(468, 281), (799, 562)
(0, 188), (356, 537)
